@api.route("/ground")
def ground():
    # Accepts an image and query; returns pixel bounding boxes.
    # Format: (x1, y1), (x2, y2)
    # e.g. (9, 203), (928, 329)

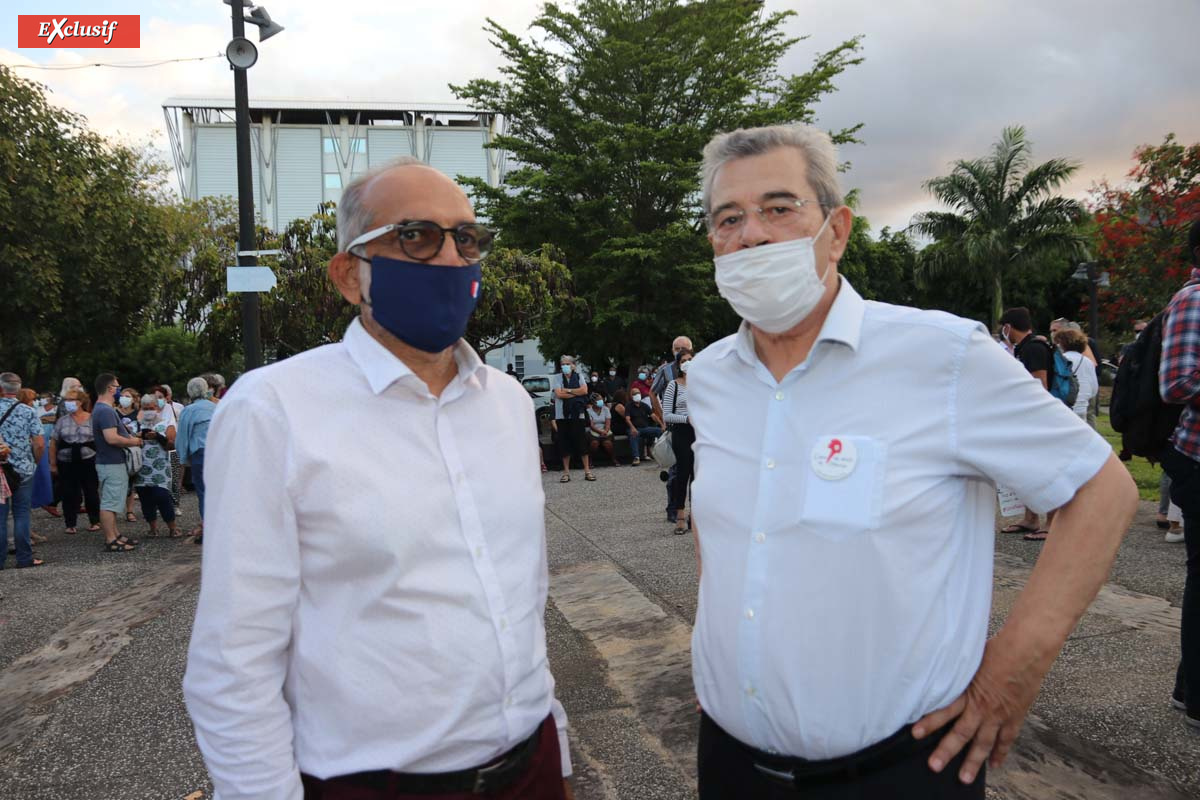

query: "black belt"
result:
(703, 711), (951, 788)
(329, 719), (544, 795)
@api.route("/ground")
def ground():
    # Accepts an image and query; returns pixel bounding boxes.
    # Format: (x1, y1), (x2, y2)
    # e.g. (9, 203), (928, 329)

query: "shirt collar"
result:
(343, 316), (487, 396)
(723, 277), (867, 366)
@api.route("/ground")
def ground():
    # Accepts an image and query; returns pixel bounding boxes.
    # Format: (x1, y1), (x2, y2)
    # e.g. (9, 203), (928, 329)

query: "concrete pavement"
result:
(0, 463), (1196, 798)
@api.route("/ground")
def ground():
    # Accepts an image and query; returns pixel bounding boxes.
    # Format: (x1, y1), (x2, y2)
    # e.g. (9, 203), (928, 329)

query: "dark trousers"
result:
(669, 424), (695, 513)
(59, 458), (100, 528)
(136, 485), (176, 523)
(301, 715), (565, 800)
(698, 712), (984, 799)
(1162, 445), (1200, 715)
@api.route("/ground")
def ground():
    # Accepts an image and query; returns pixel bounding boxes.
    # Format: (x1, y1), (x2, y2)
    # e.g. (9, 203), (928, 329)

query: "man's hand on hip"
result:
(911, 627), (1052, 784)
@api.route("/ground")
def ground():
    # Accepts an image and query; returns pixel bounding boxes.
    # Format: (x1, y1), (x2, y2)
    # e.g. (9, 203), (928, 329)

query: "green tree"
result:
(466, 245), (576, 356)
(0, 65), (189, 386)
(114, 325), (210, 394)
(909, 126), (1088, 330)
(452, 0), (862, 372)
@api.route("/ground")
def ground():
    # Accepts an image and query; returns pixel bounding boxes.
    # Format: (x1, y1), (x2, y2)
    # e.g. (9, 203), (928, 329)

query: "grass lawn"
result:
(1095, 412), (1163, 502)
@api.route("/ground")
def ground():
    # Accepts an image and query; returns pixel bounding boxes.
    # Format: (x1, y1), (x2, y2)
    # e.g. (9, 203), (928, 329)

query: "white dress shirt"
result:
(688, 279), (1112, 761)
(184, 318), (570, 800)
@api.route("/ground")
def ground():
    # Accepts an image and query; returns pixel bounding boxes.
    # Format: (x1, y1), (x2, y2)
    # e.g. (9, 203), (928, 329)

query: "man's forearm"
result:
(998, 455), (1137, 656)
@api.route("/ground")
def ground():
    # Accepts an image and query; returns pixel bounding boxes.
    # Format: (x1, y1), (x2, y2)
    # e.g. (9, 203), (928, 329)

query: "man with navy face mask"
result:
(185, 158), (573, 800)
(686, 124), (1138, 798)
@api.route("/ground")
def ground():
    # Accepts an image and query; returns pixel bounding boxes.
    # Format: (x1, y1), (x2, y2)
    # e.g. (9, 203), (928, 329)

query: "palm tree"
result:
(909, 126), (1088, 329)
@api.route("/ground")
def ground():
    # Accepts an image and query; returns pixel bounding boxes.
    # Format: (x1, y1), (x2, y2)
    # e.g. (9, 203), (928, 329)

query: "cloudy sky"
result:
(4, 0), (1198, 233)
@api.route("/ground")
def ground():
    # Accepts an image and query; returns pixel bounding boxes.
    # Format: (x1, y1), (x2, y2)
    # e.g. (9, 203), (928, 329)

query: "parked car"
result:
(522, 374), (554, 411)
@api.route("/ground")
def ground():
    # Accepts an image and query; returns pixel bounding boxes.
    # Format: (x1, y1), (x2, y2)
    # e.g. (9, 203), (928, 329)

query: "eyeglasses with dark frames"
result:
(346, 221), (494, 264)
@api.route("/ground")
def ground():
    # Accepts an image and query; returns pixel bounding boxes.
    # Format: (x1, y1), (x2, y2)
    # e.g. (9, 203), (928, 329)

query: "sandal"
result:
(167, 528), (184, 538)
(585, 472), (597, 481)
(115, 535), (140, 546)
(1022, 530), (1049, 541)
(43, 505), (61, 517)
(16, 558), (46, 568)
(125, 512), (137, 522)
(560, 474), (571, 483)
(541, 463), (548, 473)
(87, 524), (101, 532)
(64, 527), (77, 535)
(104, 540), (136, 552)
(999, 524), (1036, 534)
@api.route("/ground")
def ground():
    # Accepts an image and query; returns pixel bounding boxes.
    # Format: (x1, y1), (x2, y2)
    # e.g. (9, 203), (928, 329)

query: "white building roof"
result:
(162, 96), (489, 114)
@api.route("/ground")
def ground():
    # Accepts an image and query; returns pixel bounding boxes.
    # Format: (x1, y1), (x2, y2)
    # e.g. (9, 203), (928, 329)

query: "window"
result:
(323, 137), (366, 154)
(523, 377), (550, 394)
(514, 354), (525, 378)
(324, 174), (342, 189)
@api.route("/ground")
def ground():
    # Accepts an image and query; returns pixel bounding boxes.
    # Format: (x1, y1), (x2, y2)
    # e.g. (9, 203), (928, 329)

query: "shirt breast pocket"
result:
(800, 435), (887, 541)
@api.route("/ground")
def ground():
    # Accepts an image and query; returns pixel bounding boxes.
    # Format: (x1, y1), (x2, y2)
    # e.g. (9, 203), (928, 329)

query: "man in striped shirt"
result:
(1159, 217), (1200, 730)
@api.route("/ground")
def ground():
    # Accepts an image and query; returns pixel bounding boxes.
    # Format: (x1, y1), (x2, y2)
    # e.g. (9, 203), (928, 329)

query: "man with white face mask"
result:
(686, 123), (1138, 798)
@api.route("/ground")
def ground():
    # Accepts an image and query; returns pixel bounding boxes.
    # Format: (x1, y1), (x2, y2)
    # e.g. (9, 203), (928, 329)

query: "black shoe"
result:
(1172, 690), (1187, 711)
(666, 509), (677, 523)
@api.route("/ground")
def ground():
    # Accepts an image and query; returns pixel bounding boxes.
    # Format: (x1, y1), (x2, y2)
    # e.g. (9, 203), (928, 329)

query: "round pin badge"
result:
(810, 437), (857, 481)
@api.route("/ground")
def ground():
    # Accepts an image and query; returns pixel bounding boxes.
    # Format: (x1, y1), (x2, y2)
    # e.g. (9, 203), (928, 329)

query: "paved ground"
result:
(0, 462), (1196, 799)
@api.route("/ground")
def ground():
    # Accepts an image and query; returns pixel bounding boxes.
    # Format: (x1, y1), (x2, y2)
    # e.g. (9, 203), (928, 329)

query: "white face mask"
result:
(679, 360), (691, 374)
(712, 214), (833, 334)
(119, 395), (133, 408)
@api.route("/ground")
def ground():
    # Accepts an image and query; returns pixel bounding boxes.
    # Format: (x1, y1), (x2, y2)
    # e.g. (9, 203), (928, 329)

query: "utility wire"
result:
(5, 53), (224, 71)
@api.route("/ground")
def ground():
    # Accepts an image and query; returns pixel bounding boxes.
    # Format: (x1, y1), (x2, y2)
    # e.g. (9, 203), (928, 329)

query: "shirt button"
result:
(775, 391), (784, 401)
(456, 473), (465, 485)
(765, 459), (776, 469)
(745, 685), (756, 697)
(755, 532), (766, 543)
(474, 546), (483, 558)
(500, 617), (509, 631)
(505, 695), (514, 708)
(745, 608), (755, 619)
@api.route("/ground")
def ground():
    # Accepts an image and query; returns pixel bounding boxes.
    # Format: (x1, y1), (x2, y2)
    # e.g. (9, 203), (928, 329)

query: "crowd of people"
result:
(0, 371), (224, 570)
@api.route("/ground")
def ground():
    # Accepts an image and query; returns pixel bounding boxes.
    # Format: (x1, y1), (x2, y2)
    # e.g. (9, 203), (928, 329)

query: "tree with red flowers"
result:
(1090, 134), (1200, 328)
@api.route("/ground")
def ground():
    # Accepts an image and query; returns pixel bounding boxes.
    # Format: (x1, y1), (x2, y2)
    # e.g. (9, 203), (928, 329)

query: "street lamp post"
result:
(224, 1), (283, 372)
(1071, 261), (1110, 340)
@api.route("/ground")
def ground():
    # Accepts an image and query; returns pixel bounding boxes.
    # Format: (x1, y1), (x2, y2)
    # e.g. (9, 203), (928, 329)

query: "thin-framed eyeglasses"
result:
(346, 220), (494, 264)
(707, 198), (828, 240)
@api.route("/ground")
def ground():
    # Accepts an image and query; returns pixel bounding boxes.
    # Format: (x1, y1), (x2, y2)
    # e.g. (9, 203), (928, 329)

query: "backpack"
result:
(1110, 310), (1183, 463)
(1032, 337), (1079, 408)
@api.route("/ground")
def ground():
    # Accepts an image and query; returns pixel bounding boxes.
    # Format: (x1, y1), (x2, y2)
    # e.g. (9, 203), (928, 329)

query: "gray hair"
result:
(140, 393), (158, 408)
(1066, 321), (1084, 333)
(60, 376), (81, 396)
(560, 355), (576, 365)
(700, 123), (844, 219)
(336, 156), (426, 252)
(160, 383), (172, 398)
(186, 377), (209, 399)
(0, 372), (20, 394)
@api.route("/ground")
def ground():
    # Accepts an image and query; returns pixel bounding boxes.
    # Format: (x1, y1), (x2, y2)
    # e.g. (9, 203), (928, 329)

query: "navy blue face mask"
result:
(363, 255), (482, 353)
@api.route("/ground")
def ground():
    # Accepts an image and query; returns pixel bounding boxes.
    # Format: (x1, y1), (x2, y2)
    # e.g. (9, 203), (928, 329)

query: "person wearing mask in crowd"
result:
(663, 349), (695, 536)
(57, 377), (82, 418)
(626, 385), (663, 463)
(0, 372), (46, 568)
(609, 389), (643, 466)
(92, 373), (144, 553)
(117, 387), (142, 523)
(1053, 329), (1098, 427)
(17, 389), (53, 544)
(554, 355), (592, 482)
(133, 393), (180, 538)
(602, 367), (625, 400)
(184, 159), (573, 800)
(630, 367), (653, 405)
(997, 308), (1055, 540)
(652, 337), (693, 523)
(176, 376), (216, 544)
(1158, 217), (1200, 729)
(50, 387), (102, 534)
(37, 391), (61, 518)
(586, 392), (619, 467)
(202, 373), (226, 402)
(161, 383), (186, 506)
(687, 123), (1136, 798)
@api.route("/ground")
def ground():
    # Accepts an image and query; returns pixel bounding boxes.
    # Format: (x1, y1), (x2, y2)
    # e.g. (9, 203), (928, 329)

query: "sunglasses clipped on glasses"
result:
(346, 220), (494, 264)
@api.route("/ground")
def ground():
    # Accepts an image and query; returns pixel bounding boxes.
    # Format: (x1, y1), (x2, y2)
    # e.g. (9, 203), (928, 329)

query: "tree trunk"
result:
(991, 269), (1004, 332)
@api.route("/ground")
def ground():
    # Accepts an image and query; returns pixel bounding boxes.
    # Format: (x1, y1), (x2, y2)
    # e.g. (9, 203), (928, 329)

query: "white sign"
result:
(237, 249), (282, 256)
(226, 266), (277, 293)
(997, 485), (1026, 518)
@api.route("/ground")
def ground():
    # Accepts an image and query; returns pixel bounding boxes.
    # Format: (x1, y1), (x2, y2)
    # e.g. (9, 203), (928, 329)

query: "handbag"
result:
(0, 402), (24, 490)
(651, 382), (681, 468)
(121, 417), (144, 476)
